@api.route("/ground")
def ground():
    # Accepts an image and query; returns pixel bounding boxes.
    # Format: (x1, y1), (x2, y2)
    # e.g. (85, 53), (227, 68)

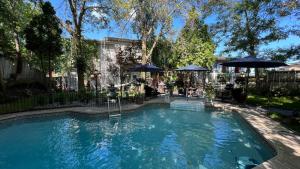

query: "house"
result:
(96, 37), (142, 89)
(49, 37), (142, 91)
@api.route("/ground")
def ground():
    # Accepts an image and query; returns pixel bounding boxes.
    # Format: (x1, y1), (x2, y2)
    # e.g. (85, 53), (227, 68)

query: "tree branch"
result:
(146, 24), (166, 60)
(59, 20), (73, 34)
(67, 0), (78, 26)
(78, 0), (87, 29)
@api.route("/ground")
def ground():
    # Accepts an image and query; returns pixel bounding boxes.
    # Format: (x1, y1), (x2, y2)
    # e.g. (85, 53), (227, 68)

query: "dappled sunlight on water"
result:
(0, 105), (275, 169)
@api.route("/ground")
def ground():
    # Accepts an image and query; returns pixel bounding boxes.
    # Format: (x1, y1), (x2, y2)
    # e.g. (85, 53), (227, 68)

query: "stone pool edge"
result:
(0, 98), (167, 121)
(0, 97), (299, 169)
(212, 101), (300, 169)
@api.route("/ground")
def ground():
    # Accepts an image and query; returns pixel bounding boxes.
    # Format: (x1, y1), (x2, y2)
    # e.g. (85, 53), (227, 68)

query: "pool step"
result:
(236, 156), (258, 169)
(109, 113), (121, 118)
(170, 100), (204, 112)
(109, 113), (121, 126)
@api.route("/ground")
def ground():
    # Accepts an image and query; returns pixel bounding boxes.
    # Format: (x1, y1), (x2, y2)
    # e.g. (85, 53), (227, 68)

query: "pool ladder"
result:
(108, 96), (122, 119)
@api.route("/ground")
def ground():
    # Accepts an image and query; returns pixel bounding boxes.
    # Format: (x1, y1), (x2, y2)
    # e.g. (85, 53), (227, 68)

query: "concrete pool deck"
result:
(0, 97), (299, 169)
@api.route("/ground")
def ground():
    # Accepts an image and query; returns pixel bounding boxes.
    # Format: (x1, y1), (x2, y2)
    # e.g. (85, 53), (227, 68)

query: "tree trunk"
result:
(39, 55), (47, 89)
(140, 35), (148, 93)
(73, 30), (85, 91)
(141, 37), (147, 64)
(14, 31), (22, 79)
(0, 68), (4, 93)
(48, 55), (52, 89)
(77, 68), (85, 91)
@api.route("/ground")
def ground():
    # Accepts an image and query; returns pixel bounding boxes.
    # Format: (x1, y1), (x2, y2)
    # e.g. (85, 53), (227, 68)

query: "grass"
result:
(246, 94), (300, 134)
(267, 112), (283, 121)
(246, 94), (300, 111)
(267, 111), (300, 134)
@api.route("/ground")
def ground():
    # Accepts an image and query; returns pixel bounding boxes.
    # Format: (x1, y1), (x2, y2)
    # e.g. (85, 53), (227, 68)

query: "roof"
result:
(221, 56), (287, 68)
(278, 63), (300, 71)
(98, 37), (141, 45)
(175, 64), (209, 71)
(215, 56), (230, 63)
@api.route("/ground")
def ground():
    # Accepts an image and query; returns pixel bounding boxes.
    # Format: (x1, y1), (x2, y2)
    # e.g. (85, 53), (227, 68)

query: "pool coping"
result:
(0, 97), (299, 169)
(0, 98), (168, 121)
(212, 101), (300, 169)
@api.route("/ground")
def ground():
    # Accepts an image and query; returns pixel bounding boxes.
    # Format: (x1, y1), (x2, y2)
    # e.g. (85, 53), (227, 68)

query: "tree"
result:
(62, 0), (109, 91)
(151, 37), (173, 69)
(112, 0), (184, 65)
(24, 2), (62, 84)
(0, 0), (39, 79)
(116, 42), (141, 97)
(264, 45), (300, 61)
(202, 0), (299, 57)
(202, 0), (299, 85)
(82, 39), (101, 78)
(171, 8), (216, 68)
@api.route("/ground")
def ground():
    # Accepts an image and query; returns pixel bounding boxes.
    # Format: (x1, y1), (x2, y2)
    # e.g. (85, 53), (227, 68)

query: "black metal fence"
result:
(0, 91), (141, 114)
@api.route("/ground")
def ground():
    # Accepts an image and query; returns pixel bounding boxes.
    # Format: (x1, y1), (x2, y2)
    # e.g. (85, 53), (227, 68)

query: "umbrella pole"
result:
(246, 68), (250, 94)
(203, 72), (206, 92)
(268, 68), (276, 106)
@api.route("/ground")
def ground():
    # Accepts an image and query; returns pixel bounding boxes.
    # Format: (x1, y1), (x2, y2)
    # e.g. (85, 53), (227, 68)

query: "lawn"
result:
(246, 94), (300, 134)
(246, 94), (300, 111)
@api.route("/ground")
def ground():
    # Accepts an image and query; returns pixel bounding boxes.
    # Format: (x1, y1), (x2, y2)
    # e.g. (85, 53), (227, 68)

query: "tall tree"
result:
(265, 45), (300, 61)
(171, 8), (216, 68)
(62, 0), (109, 91)
(151, 37), (173, 69)
(116, 42), (141, 97)
(24, 2), (62, 83)
(203, 0), (299, 57)
(0, 0), (38, 79)
(202, 0), (299, 85)
(112, 0), (184, 65)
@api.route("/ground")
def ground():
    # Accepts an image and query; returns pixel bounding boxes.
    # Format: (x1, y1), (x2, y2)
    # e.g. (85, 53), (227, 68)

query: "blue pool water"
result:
(0, 104), (275, 169)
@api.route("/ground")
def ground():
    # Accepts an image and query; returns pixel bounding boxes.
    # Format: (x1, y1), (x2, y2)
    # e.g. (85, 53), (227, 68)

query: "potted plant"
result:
(232, 76), (247, 103)
(135, 93), (144, 104)
(204, 82), (215, 106)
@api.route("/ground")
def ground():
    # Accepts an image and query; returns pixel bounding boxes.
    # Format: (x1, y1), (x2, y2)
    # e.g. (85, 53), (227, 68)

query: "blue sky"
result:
(49, 0), (299, 61)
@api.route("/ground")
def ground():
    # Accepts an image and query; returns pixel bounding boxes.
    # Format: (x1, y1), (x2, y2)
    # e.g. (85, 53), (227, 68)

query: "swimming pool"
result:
(0, 104), (275, 169)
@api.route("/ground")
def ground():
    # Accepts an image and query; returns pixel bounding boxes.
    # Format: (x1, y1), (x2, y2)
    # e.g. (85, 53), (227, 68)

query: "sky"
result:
(48, 0), (299, 62)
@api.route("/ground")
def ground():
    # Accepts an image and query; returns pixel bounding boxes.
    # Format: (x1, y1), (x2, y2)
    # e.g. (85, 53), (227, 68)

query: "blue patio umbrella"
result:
(175, 64), (209, 71)
(221, 56), (287, 68)
(128, 64), (163, 72)
(175, 64), (209, 97)
(221, 56), (287, 97)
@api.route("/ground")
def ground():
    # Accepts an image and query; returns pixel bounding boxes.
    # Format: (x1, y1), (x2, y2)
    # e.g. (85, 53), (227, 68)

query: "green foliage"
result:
(203, 0), (299, 57)
(63, 0), (110, 91)
(246, 95), (300, 111)
(204, 82), (215, 100)
(112, 0), (183, 63)
(82, 40), (100, 76)
(267, 112), (283, 121)
(264, 45), (300, 61)
(24, 2), (62, 76)
(151, 37), (173, 69)
(171, 8), (216, 68)
(53, 39), (73, 74)
(0, 27), (14, 58)
(0, 0), (39, 58)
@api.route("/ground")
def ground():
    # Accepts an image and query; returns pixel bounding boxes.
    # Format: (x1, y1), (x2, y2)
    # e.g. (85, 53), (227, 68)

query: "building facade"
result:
(95, 37), (142, 89)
